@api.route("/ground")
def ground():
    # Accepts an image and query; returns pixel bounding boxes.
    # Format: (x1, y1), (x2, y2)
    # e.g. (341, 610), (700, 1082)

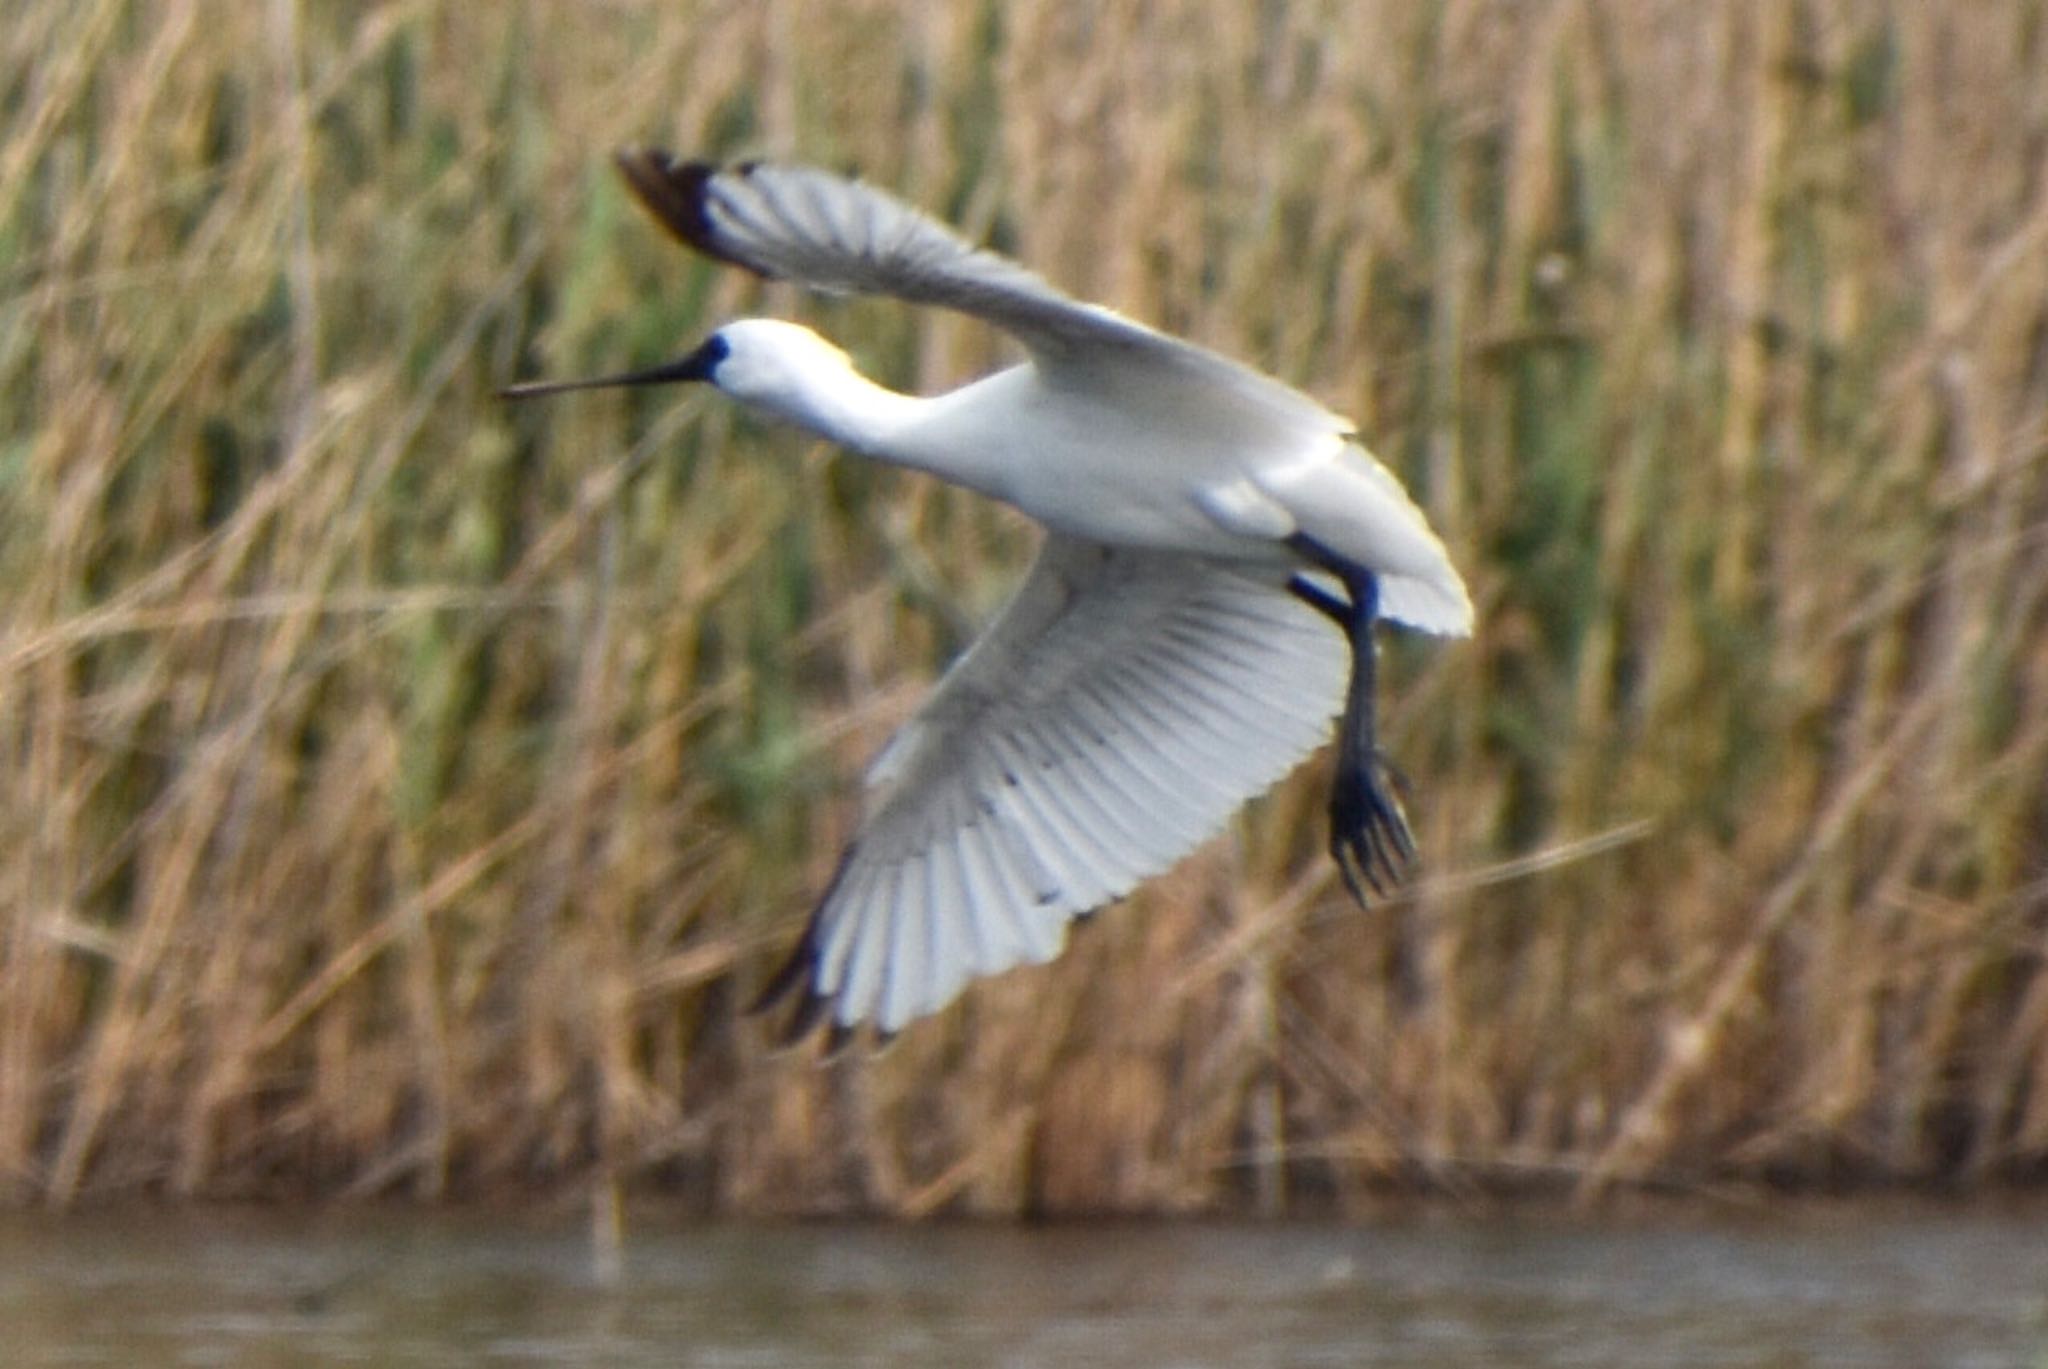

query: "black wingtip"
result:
(748, 943), (836, 1049)
(747, 845), (862, 1047)
(786, 992), (833, 1044)
(748, 938), (815, 1017)
(613, 146), (774, 277)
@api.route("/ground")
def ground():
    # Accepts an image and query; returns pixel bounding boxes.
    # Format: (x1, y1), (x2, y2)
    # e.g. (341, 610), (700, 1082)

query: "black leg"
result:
(1287, 539), (1418, 906)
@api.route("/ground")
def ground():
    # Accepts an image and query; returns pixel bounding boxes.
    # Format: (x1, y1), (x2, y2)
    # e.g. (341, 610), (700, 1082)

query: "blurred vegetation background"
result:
(3, 0), (2046, 1212)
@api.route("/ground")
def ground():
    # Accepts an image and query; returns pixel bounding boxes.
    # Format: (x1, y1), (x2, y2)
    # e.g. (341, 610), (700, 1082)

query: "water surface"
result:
(0, 1203), (2040, 1366)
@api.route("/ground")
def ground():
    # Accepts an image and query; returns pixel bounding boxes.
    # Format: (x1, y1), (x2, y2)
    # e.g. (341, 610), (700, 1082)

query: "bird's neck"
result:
(755, 366), (928, 462)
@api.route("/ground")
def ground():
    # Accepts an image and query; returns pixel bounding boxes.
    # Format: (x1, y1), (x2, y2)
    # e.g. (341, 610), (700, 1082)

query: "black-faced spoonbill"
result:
(506, 150), (1473, 1039)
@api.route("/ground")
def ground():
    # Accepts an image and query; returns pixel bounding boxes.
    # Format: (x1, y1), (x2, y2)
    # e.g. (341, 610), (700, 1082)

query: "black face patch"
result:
(686, 331), (731, 381)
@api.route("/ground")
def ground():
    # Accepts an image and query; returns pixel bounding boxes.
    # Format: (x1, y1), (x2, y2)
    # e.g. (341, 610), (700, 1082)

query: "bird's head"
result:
(502, 318), (857, 430)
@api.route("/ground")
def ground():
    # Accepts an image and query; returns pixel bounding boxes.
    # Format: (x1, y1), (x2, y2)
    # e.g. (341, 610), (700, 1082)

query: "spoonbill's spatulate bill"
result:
(506, 149), (1473, 1039)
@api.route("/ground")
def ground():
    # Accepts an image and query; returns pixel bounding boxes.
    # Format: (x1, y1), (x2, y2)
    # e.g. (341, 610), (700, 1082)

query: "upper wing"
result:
(756, 535), (1350, 1035)
(615, 149), (1342, 432)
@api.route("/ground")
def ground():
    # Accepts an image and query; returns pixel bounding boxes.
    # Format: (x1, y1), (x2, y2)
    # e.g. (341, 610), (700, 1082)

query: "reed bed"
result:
(3, 0), (2045, 1212)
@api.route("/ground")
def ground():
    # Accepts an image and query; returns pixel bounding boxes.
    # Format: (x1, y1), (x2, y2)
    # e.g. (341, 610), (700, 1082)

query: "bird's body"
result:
(694, 319), (1470, 630)
(507, 152), (1472, 1036)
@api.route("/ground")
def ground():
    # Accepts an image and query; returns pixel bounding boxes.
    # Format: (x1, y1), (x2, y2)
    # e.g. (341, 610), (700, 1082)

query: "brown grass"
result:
(3, 0), (2046, 1212)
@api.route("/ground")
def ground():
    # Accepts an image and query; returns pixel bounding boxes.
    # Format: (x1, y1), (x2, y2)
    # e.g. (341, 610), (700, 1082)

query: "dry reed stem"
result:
(1, 0), (2044, 1211)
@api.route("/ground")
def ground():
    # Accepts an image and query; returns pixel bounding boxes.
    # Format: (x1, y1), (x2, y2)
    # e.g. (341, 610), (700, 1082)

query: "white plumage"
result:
(507, 152), (1472, 1037)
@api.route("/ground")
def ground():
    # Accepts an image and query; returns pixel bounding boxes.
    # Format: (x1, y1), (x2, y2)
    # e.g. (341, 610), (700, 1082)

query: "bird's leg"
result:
(1287, 538), (1418, 906)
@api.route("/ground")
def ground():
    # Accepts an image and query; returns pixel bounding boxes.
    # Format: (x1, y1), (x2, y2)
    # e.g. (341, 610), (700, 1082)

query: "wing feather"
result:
(992, 736), (1124, 905)
(1024, 728), (1155, 865)
(944, 817), (1001, 974)
(613, 149), (1344, 435)
(759, 535), (1350, 1032)
(1092, 664), (1259, 802)
(922, 837), (974, 1003)
(881, 850), (931, 1032)
(980, 780), (1062, 910)
(831, 861), (891, 1020)
(1147, 632), (1328, 755)
(1062, 676), (1232, 819)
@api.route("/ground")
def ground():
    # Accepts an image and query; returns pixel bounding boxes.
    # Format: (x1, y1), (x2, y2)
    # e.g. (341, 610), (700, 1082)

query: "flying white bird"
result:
(507, 150), (1472, 1040)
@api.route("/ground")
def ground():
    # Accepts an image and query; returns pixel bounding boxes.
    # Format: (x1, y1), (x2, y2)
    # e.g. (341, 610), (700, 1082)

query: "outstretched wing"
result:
(756, 536), (1349, 1035)
(614, 149), (1340, 431)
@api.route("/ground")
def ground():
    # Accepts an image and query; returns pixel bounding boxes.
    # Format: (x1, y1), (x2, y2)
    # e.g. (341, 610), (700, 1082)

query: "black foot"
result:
(1329, 745), (1417, 904)
(1289, 535), (1420, 907)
